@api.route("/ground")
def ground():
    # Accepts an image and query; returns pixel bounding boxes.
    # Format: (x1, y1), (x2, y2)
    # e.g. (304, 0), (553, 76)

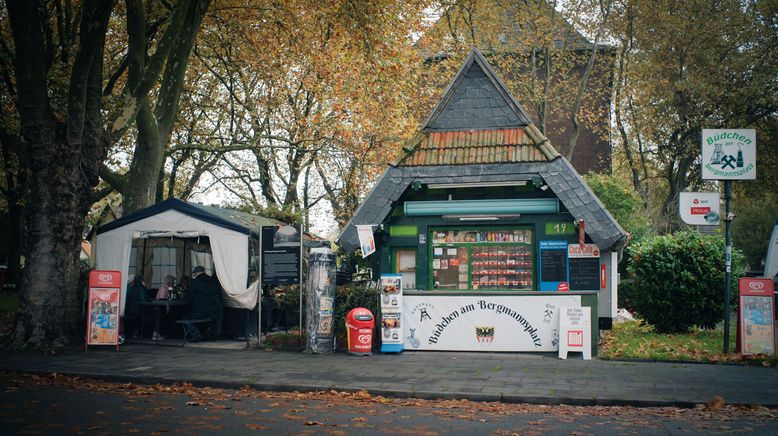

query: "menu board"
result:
(568, 244), (601, 291)
(262, 225), (301, 285)
(539, 241), (568, 291)
(569, 258), (600, 290)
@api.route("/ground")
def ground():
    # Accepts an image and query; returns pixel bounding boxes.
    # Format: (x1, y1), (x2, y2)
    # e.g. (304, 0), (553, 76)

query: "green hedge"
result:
(333, 283), (380, 348)
(627, 231), (742, 333)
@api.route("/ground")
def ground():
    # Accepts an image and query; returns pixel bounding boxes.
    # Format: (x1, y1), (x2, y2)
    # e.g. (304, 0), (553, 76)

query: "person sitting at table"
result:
(152, 274), (175, 340)
(185, 266), (222, 342)
(176, 274), (190, 300)
(123, 275), (147, 339)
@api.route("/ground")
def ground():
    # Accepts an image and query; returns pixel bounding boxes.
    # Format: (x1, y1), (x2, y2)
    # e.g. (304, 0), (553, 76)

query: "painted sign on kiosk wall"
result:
(738, 278), (775, 355)
(86, 270), (122, 350)
(404, 295), (580, 352)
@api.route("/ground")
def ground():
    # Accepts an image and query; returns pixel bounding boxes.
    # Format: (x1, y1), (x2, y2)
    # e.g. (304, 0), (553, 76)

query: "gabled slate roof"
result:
(337, 154), (627, 252)
(336, 48), (626, 252)
(423, 48), (531, 131)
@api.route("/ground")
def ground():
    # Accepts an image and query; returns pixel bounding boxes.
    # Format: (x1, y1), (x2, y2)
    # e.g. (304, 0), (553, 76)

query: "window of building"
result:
(429, 228), (534, 290)
(393, 248), (417, 290)
(151, 247), (177, 288)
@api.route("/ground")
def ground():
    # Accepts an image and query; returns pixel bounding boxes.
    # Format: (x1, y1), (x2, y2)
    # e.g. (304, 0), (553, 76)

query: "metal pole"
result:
(724, 180), (732, 354)
(299, 221), (304, 347)
(258, 228), (263, 348)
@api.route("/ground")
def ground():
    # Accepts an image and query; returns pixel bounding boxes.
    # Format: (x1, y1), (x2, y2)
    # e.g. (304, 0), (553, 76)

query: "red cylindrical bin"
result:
(345, 307), (374, 356)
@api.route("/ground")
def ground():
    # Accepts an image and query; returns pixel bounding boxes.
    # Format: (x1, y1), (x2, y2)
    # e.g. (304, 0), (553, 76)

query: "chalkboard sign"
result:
(539, 240), (568, 291)
(569, 257), (600, 290)
(262, 225), (302, 286)
(541, 249), (567, 282)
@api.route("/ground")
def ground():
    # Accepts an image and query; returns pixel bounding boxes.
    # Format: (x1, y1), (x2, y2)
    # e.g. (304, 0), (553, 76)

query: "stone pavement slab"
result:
(1, 344), (776, 408)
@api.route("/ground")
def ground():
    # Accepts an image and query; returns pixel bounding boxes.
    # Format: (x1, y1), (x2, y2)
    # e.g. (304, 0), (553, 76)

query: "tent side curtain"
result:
(95, 209), (259, 314)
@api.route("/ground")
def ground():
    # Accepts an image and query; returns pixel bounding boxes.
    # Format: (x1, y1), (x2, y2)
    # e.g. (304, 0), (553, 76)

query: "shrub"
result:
(627, 231), (743, 333)
(731, 192), (778, 272)
(333, 283), (379, 348)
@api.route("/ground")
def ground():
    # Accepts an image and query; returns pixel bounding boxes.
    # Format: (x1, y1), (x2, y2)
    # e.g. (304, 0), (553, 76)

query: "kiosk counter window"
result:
(429, 228), (534, 290)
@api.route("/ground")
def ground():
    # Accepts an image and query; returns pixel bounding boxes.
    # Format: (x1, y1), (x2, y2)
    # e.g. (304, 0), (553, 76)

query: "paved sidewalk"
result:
(1, 344), (776, 408)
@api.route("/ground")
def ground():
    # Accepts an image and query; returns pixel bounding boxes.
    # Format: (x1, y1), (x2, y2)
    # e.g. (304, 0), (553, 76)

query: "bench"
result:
(175, 318), (212, 346)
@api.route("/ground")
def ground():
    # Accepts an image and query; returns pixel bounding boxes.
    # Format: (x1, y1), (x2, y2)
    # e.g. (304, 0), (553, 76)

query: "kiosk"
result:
(337, 49), (627, 356)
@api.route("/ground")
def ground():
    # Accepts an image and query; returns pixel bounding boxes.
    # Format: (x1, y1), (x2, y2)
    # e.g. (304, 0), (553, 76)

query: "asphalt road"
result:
(2, 372), (777, 435)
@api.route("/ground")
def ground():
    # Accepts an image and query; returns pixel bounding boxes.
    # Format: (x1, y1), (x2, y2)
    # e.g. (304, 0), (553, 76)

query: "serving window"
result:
(429, 228), (534, 290)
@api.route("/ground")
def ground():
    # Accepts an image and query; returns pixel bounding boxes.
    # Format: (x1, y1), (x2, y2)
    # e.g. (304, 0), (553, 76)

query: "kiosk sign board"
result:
(261, 224), (302, 286)
(558, 306), (592, 360)
(701, 129), (756, 180)
(568, 244), (600, 291)
(86, 270), (122, 350)
(679, 192), (721, 225)
(404, 295), (580, 352)
(738, 278), (775, 355)
(539, 240), (568, 291)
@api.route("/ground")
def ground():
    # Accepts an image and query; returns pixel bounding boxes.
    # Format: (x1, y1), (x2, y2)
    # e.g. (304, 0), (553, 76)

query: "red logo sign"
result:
(738, 278), (774, 296)
(567, 330), (584, 347)
(557, 282), (569, 292)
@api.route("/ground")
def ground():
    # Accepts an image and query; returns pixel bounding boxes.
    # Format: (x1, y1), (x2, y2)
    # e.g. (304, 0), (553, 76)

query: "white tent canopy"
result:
(95, 199), (281, 315)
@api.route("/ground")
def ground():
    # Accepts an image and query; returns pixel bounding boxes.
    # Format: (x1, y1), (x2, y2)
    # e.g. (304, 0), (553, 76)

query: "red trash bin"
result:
(345, 308), (374, 356)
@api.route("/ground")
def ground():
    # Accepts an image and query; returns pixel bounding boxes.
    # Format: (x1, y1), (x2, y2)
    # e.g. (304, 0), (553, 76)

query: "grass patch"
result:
(599, 319), (778, 367)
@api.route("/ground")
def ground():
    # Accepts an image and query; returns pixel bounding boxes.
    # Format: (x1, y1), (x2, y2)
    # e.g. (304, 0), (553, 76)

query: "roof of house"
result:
(96, 198), (283, 236)
(337, 48), (627, 252)
(423, 49), (531, 131)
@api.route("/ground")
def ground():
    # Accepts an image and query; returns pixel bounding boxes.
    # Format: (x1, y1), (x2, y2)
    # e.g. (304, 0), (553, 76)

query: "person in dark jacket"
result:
(123, 275), (148, 339)
(186, 266), (222, 341)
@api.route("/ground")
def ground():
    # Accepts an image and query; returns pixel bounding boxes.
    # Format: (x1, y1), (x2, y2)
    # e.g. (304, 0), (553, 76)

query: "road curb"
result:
(0, 368), (728, 409)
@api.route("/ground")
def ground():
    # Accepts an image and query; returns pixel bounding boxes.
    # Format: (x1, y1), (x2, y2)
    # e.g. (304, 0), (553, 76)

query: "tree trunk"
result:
(5, 0), (114, 350)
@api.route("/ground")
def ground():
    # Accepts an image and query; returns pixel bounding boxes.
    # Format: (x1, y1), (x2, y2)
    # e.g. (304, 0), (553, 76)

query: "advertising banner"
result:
(86, 270), (122, 349)
(701, 129), (756, 180)
(380, 274), (404, 353)
(558, 306), (592, 360)
(738, 278), (775, 355)
(306, 248), (336, 353)
(404, 295), (580, 352)
(679, 192), (721, 225)
(356, 225), (376, 258)
(261, 224), (301, 286)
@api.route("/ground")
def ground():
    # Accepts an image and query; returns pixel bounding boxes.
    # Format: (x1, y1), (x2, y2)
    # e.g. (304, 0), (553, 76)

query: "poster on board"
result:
(262, 224), (302, 286)
(568, 244), (600, 291)
(738, 278), (775, 355)
(86, 270), (122, 349)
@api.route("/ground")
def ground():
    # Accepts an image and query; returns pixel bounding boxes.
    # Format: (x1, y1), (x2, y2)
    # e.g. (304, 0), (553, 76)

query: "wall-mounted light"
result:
(442, 214), (521, 221)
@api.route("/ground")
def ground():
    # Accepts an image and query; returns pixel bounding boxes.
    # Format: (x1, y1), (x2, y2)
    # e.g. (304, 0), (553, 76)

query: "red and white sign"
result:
(679, 192), (720, 225)
(737, 278), (775, 355)
(86, 270), (122, 350)
(600, 264), (607, 288)
(568, 243), (600, 258)
(567, 330), (584, 347)
(557, 282), (569, 292)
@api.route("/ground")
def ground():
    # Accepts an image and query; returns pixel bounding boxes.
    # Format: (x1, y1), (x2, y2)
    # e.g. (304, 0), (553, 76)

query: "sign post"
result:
(702, 128), (756, 354)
